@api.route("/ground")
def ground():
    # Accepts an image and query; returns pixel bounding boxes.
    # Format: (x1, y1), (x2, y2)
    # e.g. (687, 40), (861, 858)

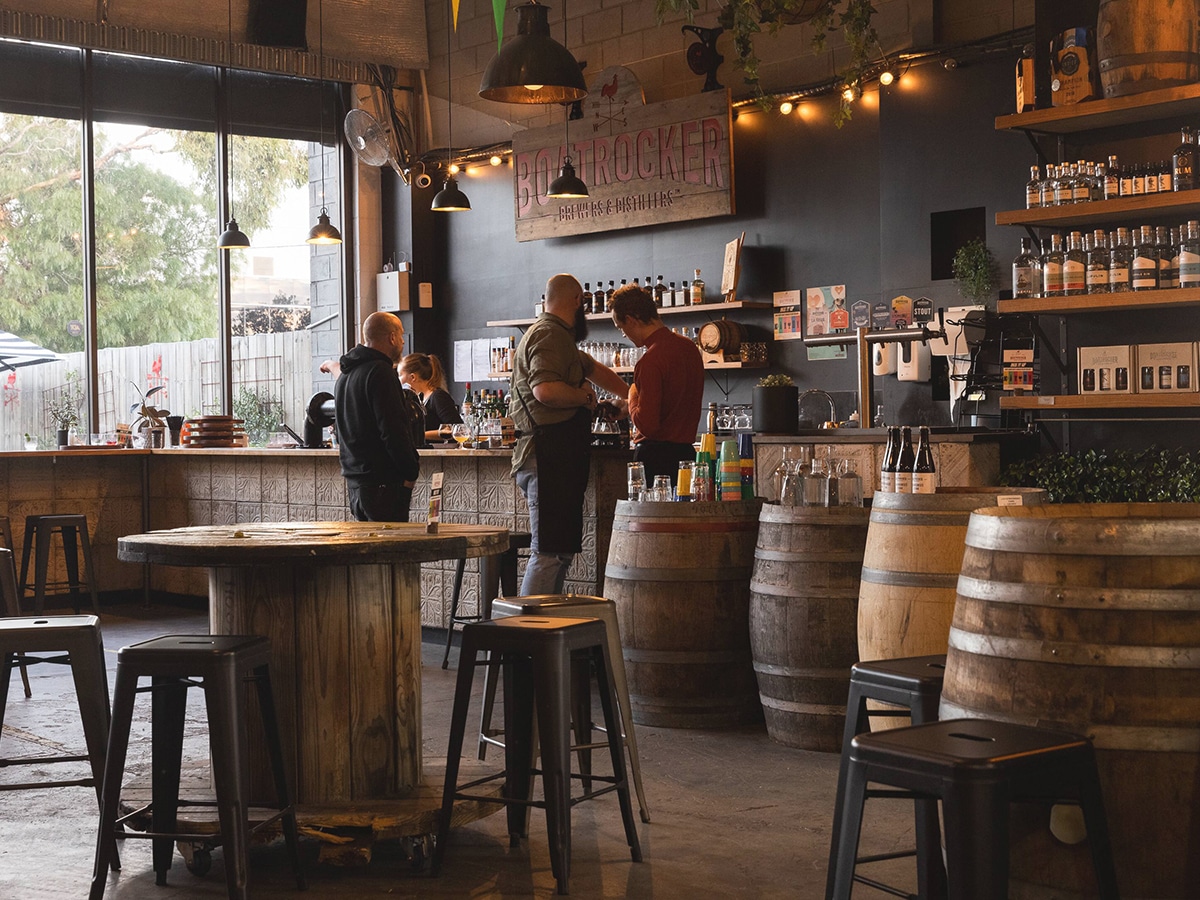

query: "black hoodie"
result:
(334, 344), (420, 485)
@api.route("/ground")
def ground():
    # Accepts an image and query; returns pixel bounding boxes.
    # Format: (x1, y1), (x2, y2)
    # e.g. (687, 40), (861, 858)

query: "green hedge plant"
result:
(1001, 447), (1200, 503)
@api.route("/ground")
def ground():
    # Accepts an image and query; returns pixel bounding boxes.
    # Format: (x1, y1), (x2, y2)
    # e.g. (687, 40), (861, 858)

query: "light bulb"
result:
(842, 85), (855, 102)
(523, 83), (545, 92)
(490, 155), (503, 166)
(879, 69), (895, 86)
(448, 163), (460, 175)
(779, 100), (794, 115)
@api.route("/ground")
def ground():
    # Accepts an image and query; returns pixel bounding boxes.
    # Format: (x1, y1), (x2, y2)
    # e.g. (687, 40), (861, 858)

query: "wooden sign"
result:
(512, 66), (735, 242)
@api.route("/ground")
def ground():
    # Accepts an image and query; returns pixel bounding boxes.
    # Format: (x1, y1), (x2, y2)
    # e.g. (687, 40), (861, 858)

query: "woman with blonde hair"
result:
(400, 352), (462, 442)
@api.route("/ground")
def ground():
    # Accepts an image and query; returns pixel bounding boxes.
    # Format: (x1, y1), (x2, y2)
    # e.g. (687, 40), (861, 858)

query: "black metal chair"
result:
(18, 513), (100, 614)
(441, 531), (532, 669)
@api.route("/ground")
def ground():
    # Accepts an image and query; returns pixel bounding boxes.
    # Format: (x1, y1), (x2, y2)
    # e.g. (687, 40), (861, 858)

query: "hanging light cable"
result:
(432, 0), (471, 212)
(217, 0), (249, 249)
(547, 0), (586, 199)
(307, 0), (343, 244)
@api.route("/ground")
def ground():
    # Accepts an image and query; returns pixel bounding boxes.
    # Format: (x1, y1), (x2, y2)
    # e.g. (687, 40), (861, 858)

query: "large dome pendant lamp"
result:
(306, 0), (343, 245)
(432, 0), (470, 212)
(479, 0), (587, 105)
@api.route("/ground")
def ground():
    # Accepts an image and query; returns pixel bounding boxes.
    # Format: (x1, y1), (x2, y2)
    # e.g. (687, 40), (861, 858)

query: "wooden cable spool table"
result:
(117, 521), (510, 858)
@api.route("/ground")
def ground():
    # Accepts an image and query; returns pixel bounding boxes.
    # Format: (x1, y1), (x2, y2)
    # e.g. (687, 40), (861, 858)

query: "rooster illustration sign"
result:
(512, 66), (734, 241)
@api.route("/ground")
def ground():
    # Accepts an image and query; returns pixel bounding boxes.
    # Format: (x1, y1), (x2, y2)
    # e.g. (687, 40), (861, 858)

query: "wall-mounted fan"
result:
(344, 66), (421, 185)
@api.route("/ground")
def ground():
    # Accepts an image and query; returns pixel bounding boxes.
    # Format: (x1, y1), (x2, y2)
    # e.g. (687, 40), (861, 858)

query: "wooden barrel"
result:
(857, 487), (1045, 664)
(750, 504), (869, 751)
(604, 499), (763, 728)
(1097, 0), (1200, 98)
(942, 503), (1200, 899)
(697, 319), (745, 354)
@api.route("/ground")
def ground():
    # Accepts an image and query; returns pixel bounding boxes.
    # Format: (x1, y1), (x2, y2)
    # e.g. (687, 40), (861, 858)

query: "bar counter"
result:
(0, 446), (629, 628)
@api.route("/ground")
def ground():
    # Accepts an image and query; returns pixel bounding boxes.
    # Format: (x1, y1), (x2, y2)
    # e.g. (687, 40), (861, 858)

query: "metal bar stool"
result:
(441, 531), (532, 669)
(0, 548), (32, 697)
(826, 655), (948, 900)
(18, 513), (100, 614)
(89, 635), (305, 900)
(483, 594), (650, 824)
(433, 616), (642, 895)
(830, 718), (1120, 900)
(0, 614), (117, 868)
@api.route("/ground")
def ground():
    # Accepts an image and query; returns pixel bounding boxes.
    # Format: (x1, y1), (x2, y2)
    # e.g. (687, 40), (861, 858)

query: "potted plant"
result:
(752, 373), (799, 434)
(47, 373), (84, 447)
(130, 382), (169, 447)
(952, 238), (1000, 308)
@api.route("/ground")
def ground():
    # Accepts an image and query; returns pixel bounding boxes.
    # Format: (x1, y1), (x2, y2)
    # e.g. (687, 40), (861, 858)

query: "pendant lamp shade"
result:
(306, 208), (343, 245)
(218, 216), (251, 249)
(479, 1), (587, 104)
(432, 176), (472, 211)
(547, 159), (588, 198)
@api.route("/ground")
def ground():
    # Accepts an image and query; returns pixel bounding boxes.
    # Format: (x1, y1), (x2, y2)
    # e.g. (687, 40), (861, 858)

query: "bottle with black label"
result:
(582, 282), (593, 315)
(1180, 220), (1200, 288)
(654, 274), (667, 307)
(1169, 226), (1182, 289)
(605, 280), (617, 311)
(1110, 228), (1133, 292)
(1082, 368), (1096, 391)
(1087, 229), (1110, 294)
(1026, 165), (1041, 209)
(894, 426), (916, 493)
(1173, 128), (1195, 191)
(1105, 155), (1120, 199)
(1012, 237), (1039, 299)
(912, 426), (936, 494)
(1156, 226), (1174, 289)
(1132, 226), (1159, 291)
(880, 426), (899, 493)
(1064, 231), (1087, 295)
(1043, 233), (1065, 297)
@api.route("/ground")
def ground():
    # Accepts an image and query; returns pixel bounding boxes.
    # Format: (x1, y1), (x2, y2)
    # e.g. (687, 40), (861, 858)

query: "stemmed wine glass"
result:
(451, 423), (472, 450)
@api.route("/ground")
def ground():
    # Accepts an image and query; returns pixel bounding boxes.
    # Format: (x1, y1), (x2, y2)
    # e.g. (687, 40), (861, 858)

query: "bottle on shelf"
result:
(1072, 161), (1090, 204)
(1158, 160), (1172, 193)
(1087, 229), (1110, 295)
(879, 426), (899, 493)
(1092, 162), (1106, 201)
(1174, 127), (1196, 192)
(1064, 231), (1087, 295)
(691, 269), (705, 305)
(582, 282), (593, 315)
(1132, 225), (1159, 291)
(654, 275), (667, 307)
(1052, 164), (1071, 206)
(1042, 233), (1065, 297)
(1105, 155), (1120, 199)
(1110, 227), (1133, 292)
(894, 426), (916, 494)
(1026, 165), (1041, 209)
(1040, 163), (1056, 207)
(1012, 237), (1039, 299)
(605, 280), (616, 311)
(668, 280), (678, 307)
(462, 383), (473, 418)
(1119, 160), (1135, 196)
(1166, 226), (1181, 289)
(1132, 163), (1147, 195)
(1180, 220), (1200, 288)
(1146, 161), (1161, 195)
(912, 425), (936, 494)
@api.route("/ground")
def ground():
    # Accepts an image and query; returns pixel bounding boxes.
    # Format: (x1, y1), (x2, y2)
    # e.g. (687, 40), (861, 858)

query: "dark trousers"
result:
(347, 482), (413, 522)
(634, 440), (695, 482)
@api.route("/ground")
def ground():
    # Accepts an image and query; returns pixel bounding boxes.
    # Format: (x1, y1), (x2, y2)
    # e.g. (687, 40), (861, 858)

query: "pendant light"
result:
(546, 5), (587, 199)
(306, 0), (343, 245)
(479, 0), (587, 105)
(217, 0), (249, 249)
(432, 0), (470, 212)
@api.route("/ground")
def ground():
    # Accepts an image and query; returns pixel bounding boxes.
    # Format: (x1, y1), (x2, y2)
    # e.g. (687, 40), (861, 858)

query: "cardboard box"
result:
(1134, 342), (1199, 393)
(1077, 345), (1133, 394)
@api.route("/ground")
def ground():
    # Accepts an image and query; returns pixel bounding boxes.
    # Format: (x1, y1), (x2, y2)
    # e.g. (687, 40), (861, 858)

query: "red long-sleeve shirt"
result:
(630, 326), (704, 444)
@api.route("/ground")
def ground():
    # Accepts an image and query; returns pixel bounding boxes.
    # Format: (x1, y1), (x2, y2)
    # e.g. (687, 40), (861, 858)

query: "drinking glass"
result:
(627, 462), (646, 500)
(651, 475), (673, 501)
(676, 461), (695, 501)
(802, 459), (828, 507)
(837, 459), (863, 507)
(451, 423), (472, 449)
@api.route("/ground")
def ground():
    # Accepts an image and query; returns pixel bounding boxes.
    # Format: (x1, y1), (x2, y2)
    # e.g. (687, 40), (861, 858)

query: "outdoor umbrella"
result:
(0, 331), (59, 371)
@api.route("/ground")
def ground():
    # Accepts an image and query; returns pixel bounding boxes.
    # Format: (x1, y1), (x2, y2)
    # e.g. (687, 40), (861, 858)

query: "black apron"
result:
(530, 407), (593, 554)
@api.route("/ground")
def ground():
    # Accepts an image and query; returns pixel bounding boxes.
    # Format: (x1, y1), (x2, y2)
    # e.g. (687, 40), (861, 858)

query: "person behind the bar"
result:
(510, 273), (628, 594)
(400, 352), (462, 443)
(334, 311), (420, 521)
(612, 283), (704, 480)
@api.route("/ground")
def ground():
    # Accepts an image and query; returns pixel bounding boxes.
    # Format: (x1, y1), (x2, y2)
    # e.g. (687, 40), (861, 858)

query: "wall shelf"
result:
(486, 299), (773, 329)
(998, 287), (1200, 315)
(995, 83), (1200, 135)
(1001, 393), (1200, 410)
(995, 190), (1200, 229)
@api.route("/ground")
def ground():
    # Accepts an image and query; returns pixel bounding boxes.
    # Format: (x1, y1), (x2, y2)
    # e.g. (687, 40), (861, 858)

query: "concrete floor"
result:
(0, 603), (914, 899)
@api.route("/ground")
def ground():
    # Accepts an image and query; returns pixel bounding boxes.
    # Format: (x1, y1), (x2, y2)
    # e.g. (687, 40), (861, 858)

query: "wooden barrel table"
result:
(604, 499), (763, 729)
(749, 504), (869, 751)
(941, 503), (1200, 899)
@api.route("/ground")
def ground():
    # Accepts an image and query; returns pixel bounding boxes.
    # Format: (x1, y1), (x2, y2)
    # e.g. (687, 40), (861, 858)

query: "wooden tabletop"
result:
(118, 521), (510, 567)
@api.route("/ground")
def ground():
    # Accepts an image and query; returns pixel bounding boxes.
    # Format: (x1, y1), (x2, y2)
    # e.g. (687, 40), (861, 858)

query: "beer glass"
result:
(651, 475), (673, 501)
(627, 462), (646, 500)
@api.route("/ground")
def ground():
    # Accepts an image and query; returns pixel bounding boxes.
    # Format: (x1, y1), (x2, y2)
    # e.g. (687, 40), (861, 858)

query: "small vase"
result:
(752, 385), (799, 434)
(56, 428), (69, 448)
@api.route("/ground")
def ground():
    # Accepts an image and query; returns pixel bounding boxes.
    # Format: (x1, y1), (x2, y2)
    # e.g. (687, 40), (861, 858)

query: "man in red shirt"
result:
(611, 284), (705, 480)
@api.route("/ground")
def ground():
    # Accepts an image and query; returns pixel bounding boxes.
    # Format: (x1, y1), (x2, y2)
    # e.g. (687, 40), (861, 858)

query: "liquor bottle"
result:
(1092, 162), (1106, 201)
(1168, 226), (1181, 289)
(1041, 163), (1057, 207)
(1042, 233), (1065, 297)
(668, 280), (678, 307)
(582, 282), (593, 315)
(1175, 127), (1196, 192)
(1105, 155), (1120, 199)
(631, 276), (639, 287)
(605, 280), (616, 311)
(691, 269), (705, 304)
(1110, 228), (1132, 292)
(1132, 226), (1159, 291)
(1072, 162), (1090, 203)
(1086, 229), (1110, 294)
(1179, 220), (1200, 288)
(1132, 163), (1147, 195)
(1025, 165), (1041, 209)
(912, 426), (936, 494)
(1012, 237), (1039, 299)
(879, 426), (899, 493)
(1159, 160), (1172, 193)
(1119, 160), (1134, 197)
(461, 383), (473, 418)
(1053, 164), (1072, 206)
(681, 280), (689, 305)
(654, 275), (667, 307)
(894, 426), (916, 494)
(1156, 226), (1174, 289)
(1064, 231), (1087, 295)
(1146, 161), (1160, 194)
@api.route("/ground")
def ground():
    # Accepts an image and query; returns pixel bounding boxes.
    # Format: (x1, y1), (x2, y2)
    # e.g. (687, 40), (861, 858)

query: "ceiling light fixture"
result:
(218, 0), (249, 249)
(479, 0), (587, 104)
(546, 1), (587, 200)
(432, 0), (471, 212)
(307, 0), (343, 244)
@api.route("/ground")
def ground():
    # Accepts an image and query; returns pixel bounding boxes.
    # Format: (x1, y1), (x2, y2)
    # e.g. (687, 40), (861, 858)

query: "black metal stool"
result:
(830, 718), (1120, 900)
(441, 531), (532, 669)
(0, 548), (32, 696)
(0, 614), (115, 869)
(89, 634), (305, 900)
(0, 514), (13, 555)
(826, 655), (947, 900)
(433, 616), (642, 895)
(19, 513), (100, 614)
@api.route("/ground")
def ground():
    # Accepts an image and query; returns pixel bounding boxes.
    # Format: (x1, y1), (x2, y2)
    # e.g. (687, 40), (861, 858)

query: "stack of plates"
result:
(182, 416), (247, 448)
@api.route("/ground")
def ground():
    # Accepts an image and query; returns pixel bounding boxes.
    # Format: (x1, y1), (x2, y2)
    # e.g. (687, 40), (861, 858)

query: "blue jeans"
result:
(516, 459), (574, 596)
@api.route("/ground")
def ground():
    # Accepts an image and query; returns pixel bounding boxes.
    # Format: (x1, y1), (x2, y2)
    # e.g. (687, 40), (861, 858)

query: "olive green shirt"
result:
(509, 312), (593, 474)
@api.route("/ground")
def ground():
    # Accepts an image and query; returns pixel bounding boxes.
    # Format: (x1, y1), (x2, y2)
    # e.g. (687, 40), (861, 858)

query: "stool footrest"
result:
(0, 753), (92, 768)
(857, 849), (918, 864)
(0, 777), (95, 791)
(852, 872), (917, 900)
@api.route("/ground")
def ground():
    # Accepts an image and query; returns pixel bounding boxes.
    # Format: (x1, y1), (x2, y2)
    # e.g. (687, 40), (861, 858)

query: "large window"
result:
(0, 43), (344, 449)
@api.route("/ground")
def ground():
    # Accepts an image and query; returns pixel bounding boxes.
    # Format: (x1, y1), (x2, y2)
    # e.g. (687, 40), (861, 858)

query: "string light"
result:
(448, 163), (460, 175)
(490, 155), (503, 166)
(779, 100), (794, 115)
(878, 69), (895, 86)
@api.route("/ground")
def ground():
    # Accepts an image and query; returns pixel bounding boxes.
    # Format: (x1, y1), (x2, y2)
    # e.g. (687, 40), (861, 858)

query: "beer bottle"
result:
(912, 426), (936, 493)
(895, 426), (916, 493)
(880, 426), (899, 493)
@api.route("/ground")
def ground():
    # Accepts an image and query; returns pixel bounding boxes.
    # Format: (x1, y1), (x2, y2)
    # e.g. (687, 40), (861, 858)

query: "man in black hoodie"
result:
(334, 311), (421, 521)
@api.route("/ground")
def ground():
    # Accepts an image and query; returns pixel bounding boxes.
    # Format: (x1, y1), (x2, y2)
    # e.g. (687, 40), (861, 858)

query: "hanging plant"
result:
(657, 0), (880, 125)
